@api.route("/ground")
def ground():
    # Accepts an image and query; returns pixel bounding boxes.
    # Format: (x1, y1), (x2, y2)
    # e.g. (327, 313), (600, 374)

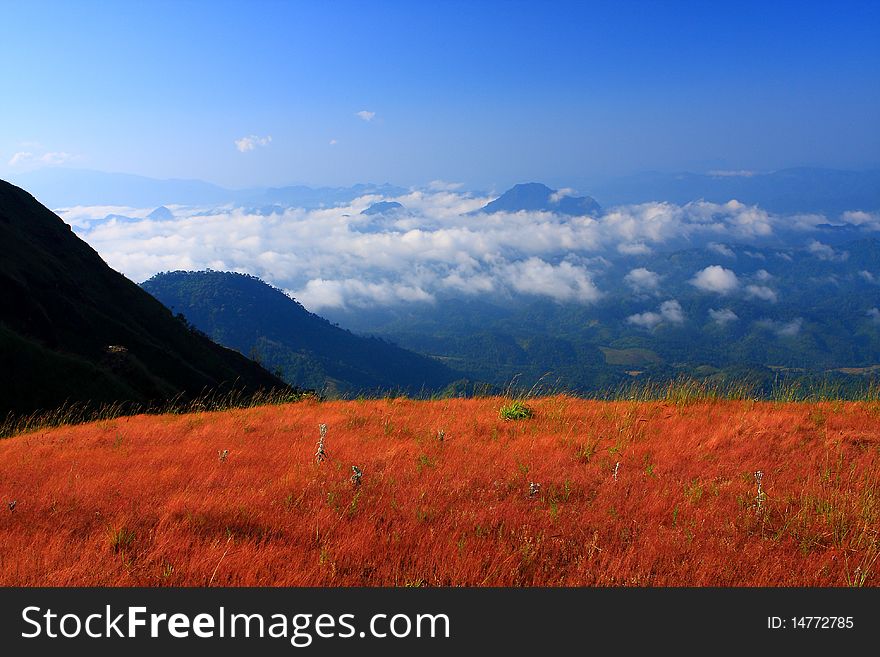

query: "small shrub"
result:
(499, 400), (533, 420)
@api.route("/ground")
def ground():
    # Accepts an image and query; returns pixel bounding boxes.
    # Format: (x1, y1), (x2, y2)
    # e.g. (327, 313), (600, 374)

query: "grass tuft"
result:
(499, 400), (534, 420)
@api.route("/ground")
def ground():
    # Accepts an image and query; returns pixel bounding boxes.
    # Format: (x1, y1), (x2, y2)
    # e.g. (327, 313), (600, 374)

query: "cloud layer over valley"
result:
(59, 191), (879, 315)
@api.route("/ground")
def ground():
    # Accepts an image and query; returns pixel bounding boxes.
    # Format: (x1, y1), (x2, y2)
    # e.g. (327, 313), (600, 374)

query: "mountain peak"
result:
(361, 201), (406, 216)
(148, 206), (174, 221)
(476, 182), (601, 216)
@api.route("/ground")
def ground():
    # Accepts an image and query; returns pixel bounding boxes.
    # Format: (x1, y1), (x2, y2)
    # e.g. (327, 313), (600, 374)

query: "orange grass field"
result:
(0, 396), (878, 586)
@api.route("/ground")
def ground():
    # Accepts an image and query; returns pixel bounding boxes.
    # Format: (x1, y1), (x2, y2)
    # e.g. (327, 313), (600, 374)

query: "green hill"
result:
(142, 270), (464, 396)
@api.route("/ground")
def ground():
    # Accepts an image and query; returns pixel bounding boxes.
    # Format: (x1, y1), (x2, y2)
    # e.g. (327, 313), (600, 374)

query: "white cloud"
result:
(860, 270), (877, 284)
(627, 311), (663, 329)
(594, 199), (780, 247)
(808, 240), (848, 262)
(234, 135), (272, 152)
(292, 278), (434, 310)
(787, 212), (831, 231)
(868, 308), (880, 323)
(499, 258), (601, 303)
(329, 139), (338, 146)
(427, 180), (465, 191)
(776, 319), (803, 337)
(549, 188), (577, 203)
(753, 269), (773, 281)
(40, 152), (75, 165)
(745, 284), (778, 303)
(690, 265), (739, 295)
(659, 299), (685, 323)
(70, 194), (611, 310)
(627, 299), (684, 329)
(624, 267), (662, 292)
(707, 242), (735, 258)
(757, 318), (803, 337)
(8, 151), (33, 166)
(707, 170), (757, 177)
(709, 308), (738, 324)
(8, 150), (76, 167)
(52, 185), (852, 268)
(355, 110), (376, 122)
(438, 269), (496, 295)
(617, 242), (652, 255)
(62, 191), (873, 313)
(841, 210), (880, 229)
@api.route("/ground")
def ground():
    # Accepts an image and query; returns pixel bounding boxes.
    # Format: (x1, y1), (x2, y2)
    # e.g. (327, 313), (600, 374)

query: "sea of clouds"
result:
(57, 191), (879, 313)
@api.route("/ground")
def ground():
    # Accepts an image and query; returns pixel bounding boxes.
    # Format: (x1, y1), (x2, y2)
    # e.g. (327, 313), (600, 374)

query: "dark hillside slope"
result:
(0, 179), (287, 416)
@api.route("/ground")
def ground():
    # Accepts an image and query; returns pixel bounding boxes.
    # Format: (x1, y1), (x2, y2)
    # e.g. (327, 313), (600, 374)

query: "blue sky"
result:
(1, 0), (878, 190)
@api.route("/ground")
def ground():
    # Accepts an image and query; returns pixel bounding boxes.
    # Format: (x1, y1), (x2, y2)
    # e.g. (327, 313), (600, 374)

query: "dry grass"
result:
(0, 396), (877, 586)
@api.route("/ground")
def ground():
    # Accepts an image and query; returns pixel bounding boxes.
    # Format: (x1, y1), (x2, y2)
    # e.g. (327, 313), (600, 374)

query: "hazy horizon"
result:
(7, 162), (880, 196)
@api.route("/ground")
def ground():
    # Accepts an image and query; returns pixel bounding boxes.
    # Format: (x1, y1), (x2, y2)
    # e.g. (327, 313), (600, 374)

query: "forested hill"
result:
(142, 270), (465, 396)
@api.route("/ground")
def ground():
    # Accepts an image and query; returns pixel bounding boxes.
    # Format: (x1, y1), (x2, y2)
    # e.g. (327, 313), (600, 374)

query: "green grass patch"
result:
(499, 400), (534, 420)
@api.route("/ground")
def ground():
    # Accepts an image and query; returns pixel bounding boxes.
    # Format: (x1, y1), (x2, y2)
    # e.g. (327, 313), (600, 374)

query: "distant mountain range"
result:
(475, 182), (602, 216)
(9, 168), (234, 208)
(8, 168), (407, 209)
(141, 270), (465, 396)
(589, 168), (880, 216)
(256, 183), (407, 208)
(11, 167), (879, 218)
(0, 179), (288, 417)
